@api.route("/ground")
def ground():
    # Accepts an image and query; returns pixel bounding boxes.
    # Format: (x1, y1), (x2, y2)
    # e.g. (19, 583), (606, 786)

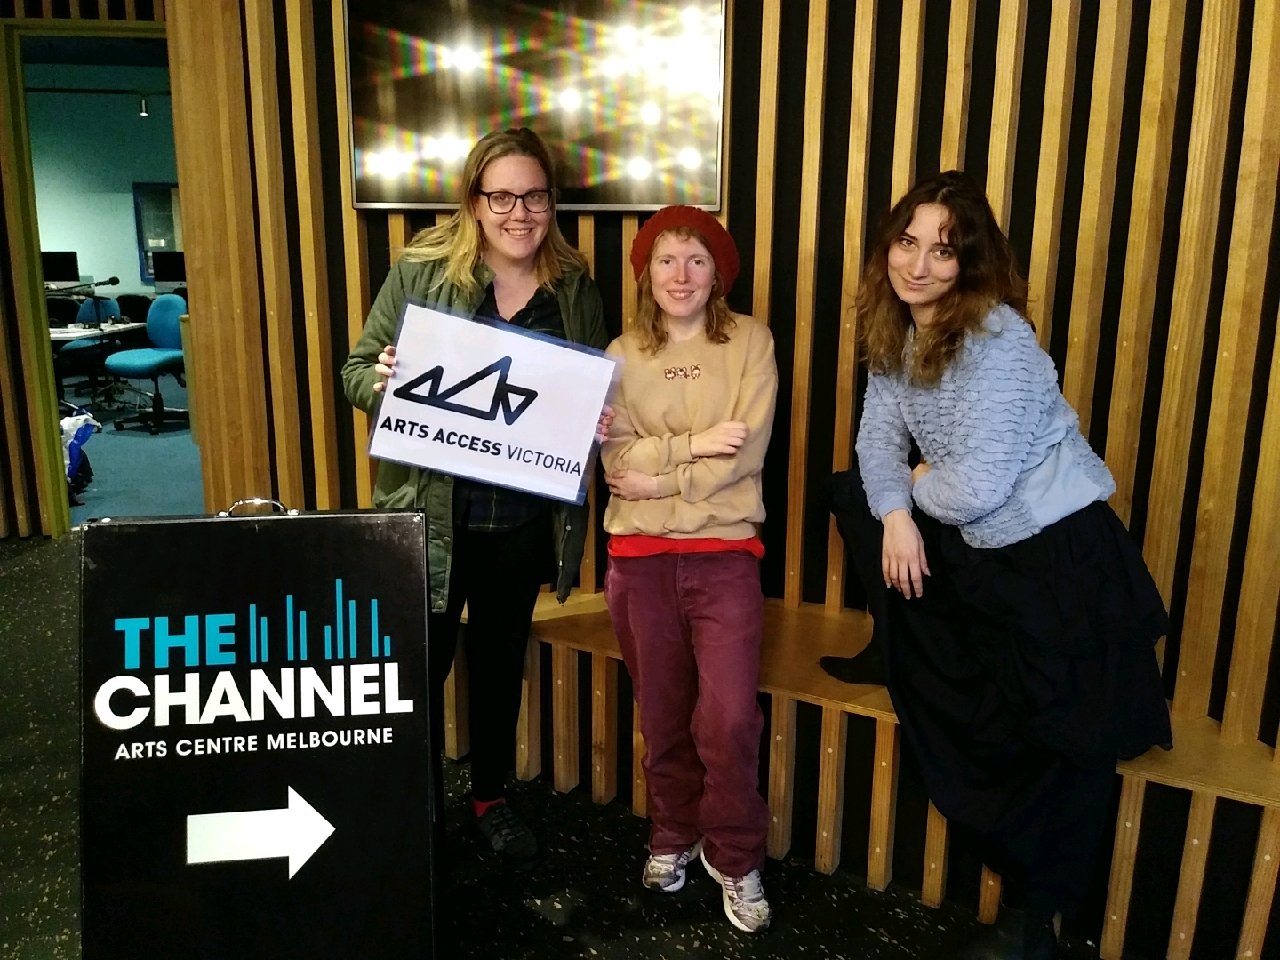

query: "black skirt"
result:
(831, 470), (1172, 909)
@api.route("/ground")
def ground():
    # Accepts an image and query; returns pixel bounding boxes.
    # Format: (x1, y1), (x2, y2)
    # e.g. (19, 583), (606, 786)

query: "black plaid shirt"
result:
(452, 284), (567, 532)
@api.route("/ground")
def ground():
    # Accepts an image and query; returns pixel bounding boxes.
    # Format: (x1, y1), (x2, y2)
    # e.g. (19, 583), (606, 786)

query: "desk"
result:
(50, 322), (146, 343)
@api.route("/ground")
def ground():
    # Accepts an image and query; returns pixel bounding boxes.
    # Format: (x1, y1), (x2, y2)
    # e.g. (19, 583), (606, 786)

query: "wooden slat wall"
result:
(1142, 0), (1240, 605)
(1173, 2), (1280, 724)
(178, 0), (346, 516)
(3, 1), (1280, 955)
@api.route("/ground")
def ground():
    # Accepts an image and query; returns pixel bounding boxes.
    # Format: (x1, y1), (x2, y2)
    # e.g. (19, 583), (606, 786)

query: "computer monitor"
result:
(152, 251), (186, 293)
(42, 251), (80, 287)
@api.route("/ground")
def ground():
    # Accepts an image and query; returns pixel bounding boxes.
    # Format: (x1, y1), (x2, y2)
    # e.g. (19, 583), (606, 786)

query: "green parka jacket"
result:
(341, 255), (610, 612)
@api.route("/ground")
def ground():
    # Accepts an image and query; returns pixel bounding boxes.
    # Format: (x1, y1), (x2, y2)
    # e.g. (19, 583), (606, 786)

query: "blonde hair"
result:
(858, 170), (1029, 385)
(633, 227), (736, 354)
(401, 128), (587, 295)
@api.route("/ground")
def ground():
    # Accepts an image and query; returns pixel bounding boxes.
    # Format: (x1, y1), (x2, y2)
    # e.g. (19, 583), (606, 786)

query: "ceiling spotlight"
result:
(138, 95), (149, 117)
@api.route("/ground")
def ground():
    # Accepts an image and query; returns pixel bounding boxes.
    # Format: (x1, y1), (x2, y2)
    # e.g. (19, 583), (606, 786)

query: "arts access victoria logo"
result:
(91, 579), (416, 761)
(392, 355), (538, 424)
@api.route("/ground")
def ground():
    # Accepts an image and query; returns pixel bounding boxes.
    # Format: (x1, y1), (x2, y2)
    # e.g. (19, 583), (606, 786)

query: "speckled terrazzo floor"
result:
(0, 533), (1101, 959)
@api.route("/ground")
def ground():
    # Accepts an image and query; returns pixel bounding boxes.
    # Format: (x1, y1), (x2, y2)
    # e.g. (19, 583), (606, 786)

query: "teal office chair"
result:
(75, 296), (120, 327)
(55, 297), (122, 398)
(103, 293), (188, 434)
(59, 295), (121, 357)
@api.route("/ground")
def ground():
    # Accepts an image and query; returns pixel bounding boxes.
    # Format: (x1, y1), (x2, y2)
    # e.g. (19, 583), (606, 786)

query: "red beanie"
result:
(630, 205), (741, 294)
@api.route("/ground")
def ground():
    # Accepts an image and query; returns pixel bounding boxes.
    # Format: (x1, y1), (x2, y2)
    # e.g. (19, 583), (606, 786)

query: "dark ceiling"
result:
(20, 35), (168, 68)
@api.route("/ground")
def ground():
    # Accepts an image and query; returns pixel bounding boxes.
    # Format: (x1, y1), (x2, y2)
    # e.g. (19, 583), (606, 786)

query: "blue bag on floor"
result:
(61, 408), (100, 493)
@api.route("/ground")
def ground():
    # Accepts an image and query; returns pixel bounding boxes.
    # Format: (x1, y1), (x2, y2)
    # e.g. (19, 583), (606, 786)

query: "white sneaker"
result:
(642, 839), (702, 893)
(700, 848), (772, 933)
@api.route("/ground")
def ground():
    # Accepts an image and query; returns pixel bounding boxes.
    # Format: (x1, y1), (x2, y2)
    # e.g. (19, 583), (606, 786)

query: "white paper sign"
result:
(368, 302), (617, 503)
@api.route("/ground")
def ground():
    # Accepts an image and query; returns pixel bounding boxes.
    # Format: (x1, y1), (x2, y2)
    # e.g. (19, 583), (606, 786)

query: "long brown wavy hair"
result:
(402, 127), (586, 296)
(633, 226), (736, 354)
(857, 170), (1028, 385)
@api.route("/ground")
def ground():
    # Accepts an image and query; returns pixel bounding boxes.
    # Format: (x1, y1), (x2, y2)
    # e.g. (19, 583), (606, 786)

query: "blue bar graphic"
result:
(216, 581), (391, 666)
(335, 580), (344, 659)
(249, 603), (258, 663)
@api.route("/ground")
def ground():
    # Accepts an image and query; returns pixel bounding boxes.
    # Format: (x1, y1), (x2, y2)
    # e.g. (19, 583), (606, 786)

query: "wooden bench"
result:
(444, 596), (1280, 954)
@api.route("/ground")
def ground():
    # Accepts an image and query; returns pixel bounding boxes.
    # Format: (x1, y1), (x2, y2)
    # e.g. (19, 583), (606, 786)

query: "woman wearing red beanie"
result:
(601, 205), (778, 934)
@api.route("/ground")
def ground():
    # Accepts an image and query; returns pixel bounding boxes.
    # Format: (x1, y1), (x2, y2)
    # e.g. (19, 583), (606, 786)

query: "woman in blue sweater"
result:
(837, 170), (1170, 959)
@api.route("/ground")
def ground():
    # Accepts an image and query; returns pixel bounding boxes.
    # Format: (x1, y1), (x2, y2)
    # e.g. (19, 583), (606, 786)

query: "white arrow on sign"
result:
(187, 786), (334, 879)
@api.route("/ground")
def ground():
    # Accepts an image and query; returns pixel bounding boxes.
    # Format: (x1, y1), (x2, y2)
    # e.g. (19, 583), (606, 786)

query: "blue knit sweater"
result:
(856, 304), (1115, 548)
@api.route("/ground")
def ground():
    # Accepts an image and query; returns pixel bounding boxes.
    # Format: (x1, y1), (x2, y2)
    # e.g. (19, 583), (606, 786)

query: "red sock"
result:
(472, 796), (506, 818)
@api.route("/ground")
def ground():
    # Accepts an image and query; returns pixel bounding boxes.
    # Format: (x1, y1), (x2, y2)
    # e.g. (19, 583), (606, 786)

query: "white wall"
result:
(24, 63), (176, 296)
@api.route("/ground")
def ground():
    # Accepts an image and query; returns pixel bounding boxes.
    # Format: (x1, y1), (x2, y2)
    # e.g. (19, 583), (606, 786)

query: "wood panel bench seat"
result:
(445, 595), (1280, 952)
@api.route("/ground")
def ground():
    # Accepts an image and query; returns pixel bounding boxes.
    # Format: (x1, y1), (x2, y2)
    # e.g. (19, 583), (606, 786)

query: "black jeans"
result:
(428, 514), (551, 801)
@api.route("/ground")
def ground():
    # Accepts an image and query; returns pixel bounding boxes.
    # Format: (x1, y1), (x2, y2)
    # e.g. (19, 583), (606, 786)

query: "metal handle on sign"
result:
(218, 498), (299, 517)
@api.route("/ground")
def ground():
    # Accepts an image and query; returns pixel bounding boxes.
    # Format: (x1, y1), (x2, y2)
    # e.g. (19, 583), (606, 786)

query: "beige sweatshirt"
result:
(601, 315), (778, 540)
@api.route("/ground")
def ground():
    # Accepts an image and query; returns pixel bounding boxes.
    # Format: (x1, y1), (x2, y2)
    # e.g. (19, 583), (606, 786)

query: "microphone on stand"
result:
(61, 278), (122, 327)
(57, 276), (121, 295)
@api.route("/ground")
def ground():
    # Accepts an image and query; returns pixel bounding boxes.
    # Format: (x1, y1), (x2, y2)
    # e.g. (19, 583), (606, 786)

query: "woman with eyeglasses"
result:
(834, 170), (1170, 958)
(342, 128), (609, 868)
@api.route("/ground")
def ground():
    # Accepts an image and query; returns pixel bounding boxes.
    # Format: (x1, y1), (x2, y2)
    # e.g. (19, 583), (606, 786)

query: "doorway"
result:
(19, 30), (202, 523)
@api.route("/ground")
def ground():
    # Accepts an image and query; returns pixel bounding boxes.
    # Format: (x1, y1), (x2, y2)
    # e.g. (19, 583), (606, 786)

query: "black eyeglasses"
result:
(477, 189), (553, 214)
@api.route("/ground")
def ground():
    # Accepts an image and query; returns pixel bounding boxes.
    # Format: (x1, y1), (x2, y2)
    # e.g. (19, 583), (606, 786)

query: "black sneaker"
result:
(474, 802), (539, 864)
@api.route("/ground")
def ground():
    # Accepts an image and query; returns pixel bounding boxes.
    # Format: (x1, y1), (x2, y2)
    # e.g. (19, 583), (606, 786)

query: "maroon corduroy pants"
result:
(605, 551), (769, 877)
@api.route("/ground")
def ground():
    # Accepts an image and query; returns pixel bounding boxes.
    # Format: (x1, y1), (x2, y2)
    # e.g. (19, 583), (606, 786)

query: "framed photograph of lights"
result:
(343, 0), (727, 211)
